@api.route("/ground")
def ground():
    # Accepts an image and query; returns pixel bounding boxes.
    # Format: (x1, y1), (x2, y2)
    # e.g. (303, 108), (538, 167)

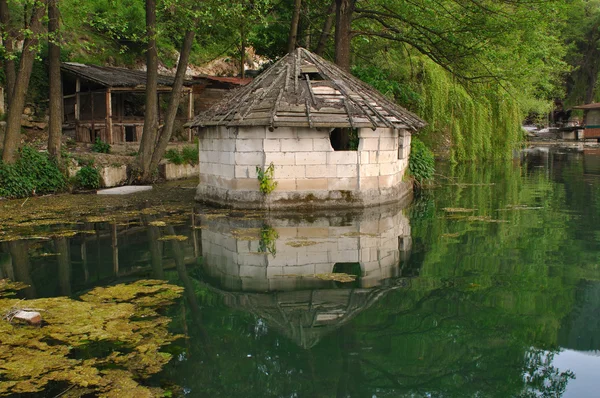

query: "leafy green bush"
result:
(409, 138), (435, 186)
(92, 137), (111, 154)
(164, 149), (183, 165)
(181, 146), (199, 164)
(75, 165), (101, 189)
(164, 146), (198, 166)
(0, 146), (66, 198)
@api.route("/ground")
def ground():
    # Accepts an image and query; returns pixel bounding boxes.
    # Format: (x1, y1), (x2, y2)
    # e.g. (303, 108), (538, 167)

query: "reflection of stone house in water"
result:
(61, 63), (250, 144)
(189, 48), (426, 209)
(199, 205), (413, 348)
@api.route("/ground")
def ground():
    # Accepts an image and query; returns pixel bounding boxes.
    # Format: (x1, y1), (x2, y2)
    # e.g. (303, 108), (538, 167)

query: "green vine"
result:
(258, 224), (279, 256)
(256, 162), (278, 194)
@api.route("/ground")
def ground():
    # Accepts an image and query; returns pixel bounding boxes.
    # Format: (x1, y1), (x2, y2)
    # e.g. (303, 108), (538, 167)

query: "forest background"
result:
(1, 0), (600, 172)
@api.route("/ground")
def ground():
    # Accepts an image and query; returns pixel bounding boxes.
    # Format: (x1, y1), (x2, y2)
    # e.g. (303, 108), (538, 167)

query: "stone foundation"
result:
(196, 125), (412, 209)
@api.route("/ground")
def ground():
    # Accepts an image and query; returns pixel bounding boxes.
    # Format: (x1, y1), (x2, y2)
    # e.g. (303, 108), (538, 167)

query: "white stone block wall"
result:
(199, 207), (411, 291)
(197, 125), (412, 208)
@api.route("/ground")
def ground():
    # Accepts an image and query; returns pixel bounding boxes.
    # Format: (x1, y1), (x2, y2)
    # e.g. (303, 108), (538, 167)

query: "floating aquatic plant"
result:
(230, 228), (261, 241)
(342, 232), (378, 238)
(286, 240), (318, 248)
(443, 207), (477, 213)
(0, 279), (184, 397)
(157, 235), (188, 242)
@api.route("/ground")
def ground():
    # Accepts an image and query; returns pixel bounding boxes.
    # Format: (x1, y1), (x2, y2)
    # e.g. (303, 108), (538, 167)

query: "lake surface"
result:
(2, 146), (600, 397)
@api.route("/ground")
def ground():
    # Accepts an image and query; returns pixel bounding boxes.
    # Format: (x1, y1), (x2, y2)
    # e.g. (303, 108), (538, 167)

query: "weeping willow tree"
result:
(344, 0), (568, 162)
(417, 59), (523, 162)
(354, 52), (525, 162)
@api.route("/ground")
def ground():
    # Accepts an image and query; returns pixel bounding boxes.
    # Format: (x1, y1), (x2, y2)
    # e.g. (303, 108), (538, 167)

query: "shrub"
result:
(409, 138), (435, 186)
(92, 137), (111, 154)
(164, 149), (183, 165)
(0, 146), (66, 198)
(164, 146), (198, 166)
(75, 165), (101, 189)
(181, 146), (198, 165)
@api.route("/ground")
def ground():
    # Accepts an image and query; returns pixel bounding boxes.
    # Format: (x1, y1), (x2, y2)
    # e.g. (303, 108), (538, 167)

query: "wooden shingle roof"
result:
(189, 48), (426, 131)
(61, 62), (193, 88)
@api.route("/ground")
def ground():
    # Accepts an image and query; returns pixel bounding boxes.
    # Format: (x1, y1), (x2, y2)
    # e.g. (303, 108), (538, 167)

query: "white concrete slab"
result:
(97, 185), (153, 195)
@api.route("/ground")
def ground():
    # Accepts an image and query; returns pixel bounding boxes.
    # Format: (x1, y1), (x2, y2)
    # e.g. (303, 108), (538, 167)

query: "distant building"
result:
(61, 63), (250, 144)
(573, 102), (600, 140)
(189, 48), (426, 209)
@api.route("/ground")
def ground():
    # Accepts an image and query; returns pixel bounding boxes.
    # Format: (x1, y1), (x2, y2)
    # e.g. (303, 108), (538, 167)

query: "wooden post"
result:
(0, 87), (4, 115)
(106, 88), (113, 144)
(111, 223), (119, 276)
(119, 93), (125, 141)
(75, 77), (80, 120)
(187, 89), (194, 141)
(90, 87), (95, 142)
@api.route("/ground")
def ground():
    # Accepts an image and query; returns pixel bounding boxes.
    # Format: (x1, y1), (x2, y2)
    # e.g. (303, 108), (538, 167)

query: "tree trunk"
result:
(240, 24), (246, 79)
(585, 62), (599, 104)
(48, 0), (62, 163)
(315, 1), (336, 56)
(0, 0), (15, 110)
(137, 0), (159, 181)
(149, 28), (196, 173)
(2, 2), (46, 164)
(288, 0), (302, 53)
(334, 0), (355, 71)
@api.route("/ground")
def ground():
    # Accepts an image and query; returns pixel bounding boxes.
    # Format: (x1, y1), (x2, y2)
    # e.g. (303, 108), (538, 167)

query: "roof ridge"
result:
(189, 48), (426, 131)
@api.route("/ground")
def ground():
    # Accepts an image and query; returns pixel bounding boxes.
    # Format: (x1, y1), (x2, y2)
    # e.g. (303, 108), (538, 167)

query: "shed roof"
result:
(61, 62), (193, 88)
(193, 75), (253, 86)
(189, 48), (426, 131)
(573, 102), (600, 110)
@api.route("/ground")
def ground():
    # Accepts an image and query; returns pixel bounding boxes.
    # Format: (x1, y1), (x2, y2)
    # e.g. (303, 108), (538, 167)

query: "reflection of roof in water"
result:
(202, 278), (409, 349)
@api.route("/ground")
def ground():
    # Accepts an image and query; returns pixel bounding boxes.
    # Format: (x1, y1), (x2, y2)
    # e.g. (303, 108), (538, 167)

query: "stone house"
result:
(189, 48), (426, 209)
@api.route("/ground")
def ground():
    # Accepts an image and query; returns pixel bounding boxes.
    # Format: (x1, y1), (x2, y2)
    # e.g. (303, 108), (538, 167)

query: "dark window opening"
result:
(398, 137), (404, 159)
(89, 129), (99, 143)
(330, 128), (359, 151)
(306, 72), (325, 81)
(332, 262), (362, 288)
(125, 126), (136, 142)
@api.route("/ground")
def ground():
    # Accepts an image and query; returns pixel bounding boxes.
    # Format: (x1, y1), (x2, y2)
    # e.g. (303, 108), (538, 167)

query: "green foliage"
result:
(75, 164), (101, 189)
(258, 224), (279, 256)
(256, 162), (278, 195)
(164, 146), (199, 166)
(409, 138), (435, 185)
(416, 58), (524, 162)
(91, 137), (111, 154)
(352, 64), (421, 107)
(0, 146), (66, 199)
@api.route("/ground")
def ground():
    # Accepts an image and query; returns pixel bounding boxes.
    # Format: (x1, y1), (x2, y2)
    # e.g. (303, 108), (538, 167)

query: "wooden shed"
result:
(572, 102), (600, 139)
(61, 64), (251, 145)
(189, 48), (426, 209)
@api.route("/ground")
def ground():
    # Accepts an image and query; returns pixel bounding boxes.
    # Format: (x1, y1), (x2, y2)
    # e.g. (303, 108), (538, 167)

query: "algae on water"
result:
(0, 279), (184, 397)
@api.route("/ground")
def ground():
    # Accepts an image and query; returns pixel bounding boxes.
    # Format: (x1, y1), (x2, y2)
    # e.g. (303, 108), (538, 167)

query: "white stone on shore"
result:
(13, 310), (42, 325)
(97, 186), (153, 195)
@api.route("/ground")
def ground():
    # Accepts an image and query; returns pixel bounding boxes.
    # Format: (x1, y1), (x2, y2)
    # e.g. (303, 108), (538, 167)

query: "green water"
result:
(2, 146), (600, 397)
